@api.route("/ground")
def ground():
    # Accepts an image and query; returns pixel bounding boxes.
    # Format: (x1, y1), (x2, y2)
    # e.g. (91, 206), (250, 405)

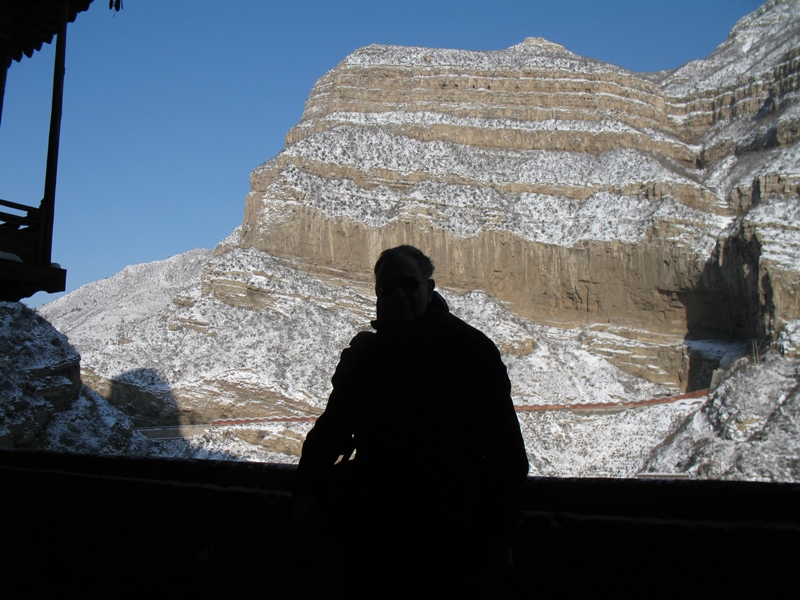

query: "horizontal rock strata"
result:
(235, 1), (800, 392)
(26, 2), (800, 480)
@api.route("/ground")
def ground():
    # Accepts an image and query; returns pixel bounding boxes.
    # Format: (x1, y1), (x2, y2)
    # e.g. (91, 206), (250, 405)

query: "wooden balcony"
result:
(0, 198), (66, 301)
(1, 449), (797, 596)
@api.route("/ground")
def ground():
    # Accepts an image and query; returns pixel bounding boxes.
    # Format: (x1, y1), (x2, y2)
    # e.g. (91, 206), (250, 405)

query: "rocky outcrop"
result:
(0, 301), (161, 455)
(0, 301), (258, 458)
(32, 2), (800, 479)
(643, 350), (800, 482)
(235, 1), (800, 389)
(0, 302), (81, 448)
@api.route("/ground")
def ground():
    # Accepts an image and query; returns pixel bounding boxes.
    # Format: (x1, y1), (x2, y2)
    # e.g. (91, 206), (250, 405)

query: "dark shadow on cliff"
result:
(107, 367), (208, 456)
(108, 368), (182, 427)
(677, 219), (771, 391)
(105, 368), (297, 462)
(0, 304), (268, 594)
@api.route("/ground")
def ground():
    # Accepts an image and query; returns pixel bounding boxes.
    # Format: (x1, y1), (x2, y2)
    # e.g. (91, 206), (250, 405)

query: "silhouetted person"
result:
(292, 245), (529, 598)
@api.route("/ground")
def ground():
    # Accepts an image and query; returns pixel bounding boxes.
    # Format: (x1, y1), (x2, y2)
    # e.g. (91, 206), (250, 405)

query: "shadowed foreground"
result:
(1, 450), (797, 597)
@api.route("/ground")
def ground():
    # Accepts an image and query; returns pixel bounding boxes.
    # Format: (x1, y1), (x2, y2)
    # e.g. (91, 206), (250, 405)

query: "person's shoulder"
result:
(332, 330), (377, 381)
(435, 313), (498, 350)
(436, 311), (482, 335)
(350, 329), (375, 343)
(345, 330), (378, 353)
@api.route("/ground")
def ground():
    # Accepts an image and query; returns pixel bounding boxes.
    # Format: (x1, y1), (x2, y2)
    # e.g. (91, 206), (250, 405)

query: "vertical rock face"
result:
(33, 1), (800, 479)
(241, 0), (800, 354)
(0, 302), (81, 447)
(643, 350), (800, 482)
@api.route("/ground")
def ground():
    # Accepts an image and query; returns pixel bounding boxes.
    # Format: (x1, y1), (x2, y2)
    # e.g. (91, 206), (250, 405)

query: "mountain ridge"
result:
(26, 0), (800, 480)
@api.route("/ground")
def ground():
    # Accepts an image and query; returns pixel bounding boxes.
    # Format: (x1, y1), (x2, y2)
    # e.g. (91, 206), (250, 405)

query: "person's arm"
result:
(292, 391), (354, 498)
(292, 335), (368, 500)
(291, 340), (364, 546)
(472, 334), (529, 542)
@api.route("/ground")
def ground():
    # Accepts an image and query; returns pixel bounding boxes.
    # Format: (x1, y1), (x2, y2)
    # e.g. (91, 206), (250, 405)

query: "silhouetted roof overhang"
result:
(0, 0), (93, 66)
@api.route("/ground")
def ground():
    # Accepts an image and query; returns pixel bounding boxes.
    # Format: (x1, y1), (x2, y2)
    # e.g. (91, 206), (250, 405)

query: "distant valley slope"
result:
(23, 0), (800, 479)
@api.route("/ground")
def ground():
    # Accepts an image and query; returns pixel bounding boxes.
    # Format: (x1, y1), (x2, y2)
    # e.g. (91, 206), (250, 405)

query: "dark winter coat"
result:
(293, 293), (529, 552)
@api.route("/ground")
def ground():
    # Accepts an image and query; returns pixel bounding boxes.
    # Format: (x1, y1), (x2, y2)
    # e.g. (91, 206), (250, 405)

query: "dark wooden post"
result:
(0, 47), (9, 130)
(39, 0), (70, 266)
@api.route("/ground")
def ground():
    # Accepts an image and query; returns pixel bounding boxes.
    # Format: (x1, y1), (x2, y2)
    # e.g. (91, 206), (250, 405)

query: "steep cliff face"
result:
(0, 301), (149, 455)
(33, 1), (800, 479)
(0, 303), (81, 447)
(240, 0), (800, 375)
(0, 301), (267, 459)
(643, 350), (800, 482)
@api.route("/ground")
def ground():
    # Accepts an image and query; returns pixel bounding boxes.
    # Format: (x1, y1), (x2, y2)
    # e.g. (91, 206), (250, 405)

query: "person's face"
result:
(375, 254), (434, 326)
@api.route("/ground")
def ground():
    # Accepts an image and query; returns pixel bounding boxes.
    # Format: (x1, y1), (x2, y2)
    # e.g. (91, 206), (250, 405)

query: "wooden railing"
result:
(0, 196), (63, 301)
(0, 198), (43, 264)
(1, 449), (797, 596)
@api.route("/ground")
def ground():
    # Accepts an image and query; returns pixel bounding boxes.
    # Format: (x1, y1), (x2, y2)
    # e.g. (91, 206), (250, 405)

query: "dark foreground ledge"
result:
(2, 450), (798, 597)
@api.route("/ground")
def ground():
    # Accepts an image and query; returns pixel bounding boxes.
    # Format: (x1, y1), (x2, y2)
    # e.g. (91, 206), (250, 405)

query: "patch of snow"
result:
(746, 195), (800, 271)
(662, 0), (800, 96)
(643, 350), (800, 482)
(281, 128), (701, 191)
(685, 338), (749, 365)
(777, 320), (800, 356)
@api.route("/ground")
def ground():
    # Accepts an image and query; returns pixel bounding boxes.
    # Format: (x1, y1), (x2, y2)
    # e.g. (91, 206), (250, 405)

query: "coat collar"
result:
(371, 291), (449, 333)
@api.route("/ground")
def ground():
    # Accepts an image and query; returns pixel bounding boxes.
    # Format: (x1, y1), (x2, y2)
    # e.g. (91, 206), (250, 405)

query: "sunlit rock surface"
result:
(643, 350), (800, 482)
(32, 0), (800, 480)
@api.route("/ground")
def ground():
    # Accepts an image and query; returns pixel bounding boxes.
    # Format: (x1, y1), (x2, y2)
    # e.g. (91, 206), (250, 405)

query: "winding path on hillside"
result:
(140, 389), (710, 439)
(207, 388), (710, 426)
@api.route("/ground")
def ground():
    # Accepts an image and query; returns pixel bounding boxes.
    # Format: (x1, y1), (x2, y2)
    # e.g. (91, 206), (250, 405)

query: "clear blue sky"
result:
(1, 0), (764, 307)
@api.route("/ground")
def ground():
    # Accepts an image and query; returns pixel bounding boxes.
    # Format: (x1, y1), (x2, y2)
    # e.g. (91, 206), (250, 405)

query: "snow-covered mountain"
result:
(18, 0), (800, 480)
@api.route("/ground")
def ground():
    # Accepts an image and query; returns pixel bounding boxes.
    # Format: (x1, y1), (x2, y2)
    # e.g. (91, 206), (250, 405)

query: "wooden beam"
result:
(39, 0), (70, 267)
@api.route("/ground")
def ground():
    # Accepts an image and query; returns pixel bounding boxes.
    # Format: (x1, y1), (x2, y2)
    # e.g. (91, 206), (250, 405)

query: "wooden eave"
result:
(0, 0), (93, 301)
(0, 0), (93, 66)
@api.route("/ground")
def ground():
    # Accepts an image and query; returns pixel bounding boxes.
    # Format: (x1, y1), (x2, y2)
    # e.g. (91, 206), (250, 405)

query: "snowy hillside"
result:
(23, 0), (800, 480)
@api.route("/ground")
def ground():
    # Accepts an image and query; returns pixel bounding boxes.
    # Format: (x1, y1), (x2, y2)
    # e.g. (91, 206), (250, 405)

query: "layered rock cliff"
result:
(643, 348), (800, 481)
(0, 303), (81, 447)
(0, 301), (154, 455)
(32, 0), (800, 479)
(240, 0), (799, 386)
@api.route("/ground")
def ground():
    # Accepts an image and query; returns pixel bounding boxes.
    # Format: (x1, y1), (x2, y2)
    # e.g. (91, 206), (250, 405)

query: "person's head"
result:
(374, 245), (435, 326)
